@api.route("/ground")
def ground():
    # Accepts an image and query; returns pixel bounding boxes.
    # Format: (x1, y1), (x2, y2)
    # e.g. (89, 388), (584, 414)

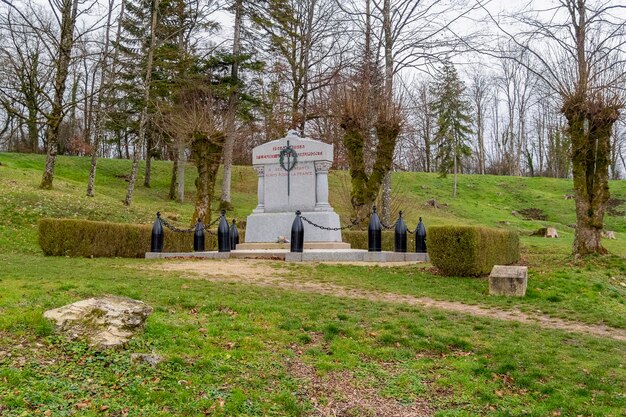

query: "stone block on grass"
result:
(489, 265), (528, 297)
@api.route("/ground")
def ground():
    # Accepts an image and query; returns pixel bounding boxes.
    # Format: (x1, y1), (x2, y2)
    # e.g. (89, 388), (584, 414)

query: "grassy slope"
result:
(1, 152), (624, 254)
(0, 152), (625, 416)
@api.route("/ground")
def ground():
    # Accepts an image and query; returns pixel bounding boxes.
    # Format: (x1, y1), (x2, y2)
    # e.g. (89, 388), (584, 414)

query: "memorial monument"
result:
(243, 130), (344, 244)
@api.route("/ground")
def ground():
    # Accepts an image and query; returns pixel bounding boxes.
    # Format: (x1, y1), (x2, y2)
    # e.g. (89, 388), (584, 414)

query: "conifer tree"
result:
(431, 62), (473, 197)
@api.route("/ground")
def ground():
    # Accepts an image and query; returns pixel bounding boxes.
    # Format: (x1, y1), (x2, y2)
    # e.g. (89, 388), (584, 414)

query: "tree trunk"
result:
(565, 99), (617, 255)
(299, 0), (315, 134)
(219, 0), (243, 211)
(87, 0), (119, 197)
(380, 0), (393, 224)
(40, 0), (79, 189)
(169, 148), (178, 200)
(362, 0), (375, 176)
(453, 146), (457, 197)
(124, 0), (160, 206)
(25, 51), (41, 152)
(477, 104), (485, 174)
(191, 132), (225, 225)
(177, 144), (185, 202)
(27, 104), (39, 153)
(381, 172), (392, 224)
(144, 134), (152, 187)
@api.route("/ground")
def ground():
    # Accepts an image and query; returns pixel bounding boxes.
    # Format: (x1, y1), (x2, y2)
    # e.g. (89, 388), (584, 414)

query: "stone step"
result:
(145, 249), (429, 263)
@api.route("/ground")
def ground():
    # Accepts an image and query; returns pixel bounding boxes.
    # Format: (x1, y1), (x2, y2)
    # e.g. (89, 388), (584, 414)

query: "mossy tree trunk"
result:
(563, 96), (619, 255)
(341, 111), (399, 222)
(191, 131), (225, 225)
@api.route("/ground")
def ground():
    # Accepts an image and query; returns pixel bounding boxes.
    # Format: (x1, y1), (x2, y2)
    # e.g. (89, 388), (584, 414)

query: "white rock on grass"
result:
(546, 227), (558, 238)
(44, 296), (153, 348)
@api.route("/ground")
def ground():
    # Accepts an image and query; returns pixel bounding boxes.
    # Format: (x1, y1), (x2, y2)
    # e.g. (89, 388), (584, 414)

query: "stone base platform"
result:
(245, 211), (342, 243)
(236, 242), (351, 250)
(145, 249), (429, 263)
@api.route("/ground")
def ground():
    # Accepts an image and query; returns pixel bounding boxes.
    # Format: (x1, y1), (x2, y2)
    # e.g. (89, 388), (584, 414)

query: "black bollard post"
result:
(151, 212), (164, 253)
(415, 217), (427, 253)
(217, 210), (231, 252)
(290, 210), (304, 253)
(193, 219), (205, 252)
(229, 219), (239, 250)
(394, 211), (407, 252)
(368, 206), (382, 252)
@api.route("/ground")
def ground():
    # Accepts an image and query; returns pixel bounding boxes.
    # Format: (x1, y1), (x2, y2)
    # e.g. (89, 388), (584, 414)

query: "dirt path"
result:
(151, 260), (626, 342)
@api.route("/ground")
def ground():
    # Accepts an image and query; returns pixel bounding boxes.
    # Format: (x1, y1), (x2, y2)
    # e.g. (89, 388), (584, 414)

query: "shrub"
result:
(38, 218), (232, 258)
(427, 226), (519, 276)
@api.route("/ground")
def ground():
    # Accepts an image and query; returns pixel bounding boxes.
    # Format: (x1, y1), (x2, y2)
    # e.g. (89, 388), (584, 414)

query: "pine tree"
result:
(113, 0), (207, 203)
(431, 62), (473, 197)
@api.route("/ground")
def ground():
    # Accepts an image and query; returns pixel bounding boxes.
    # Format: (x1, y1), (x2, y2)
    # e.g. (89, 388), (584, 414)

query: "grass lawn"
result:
(0, 153), (625, 416)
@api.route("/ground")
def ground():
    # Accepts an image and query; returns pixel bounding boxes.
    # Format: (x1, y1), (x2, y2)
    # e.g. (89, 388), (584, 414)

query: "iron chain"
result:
(380, 220), (398, 230)
(381, 218), (417, 232)
(300, 216), (361, 231)
(160, 215), (221, 234)
(160, 217), (194, 233)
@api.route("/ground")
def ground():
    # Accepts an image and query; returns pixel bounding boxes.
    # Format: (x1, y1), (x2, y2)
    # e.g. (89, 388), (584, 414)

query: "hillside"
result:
(0, 152), (624, 255)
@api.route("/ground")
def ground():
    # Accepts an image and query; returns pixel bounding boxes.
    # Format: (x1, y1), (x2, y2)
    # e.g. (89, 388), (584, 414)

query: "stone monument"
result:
(244, 130), (342, 243)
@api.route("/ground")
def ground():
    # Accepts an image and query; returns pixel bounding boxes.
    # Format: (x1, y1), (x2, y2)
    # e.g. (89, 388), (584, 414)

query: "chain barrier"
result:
(300, 215), (419, 233)
(380, 220), (398, 230)
(300, 216), (363, 231)
(160, 215), (221, 235)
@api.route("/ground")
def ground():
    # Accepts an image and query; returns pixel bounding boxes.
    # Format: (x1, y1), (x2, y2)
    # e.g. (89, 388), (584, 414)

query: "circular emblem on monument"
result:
(279, 145), (298, 172)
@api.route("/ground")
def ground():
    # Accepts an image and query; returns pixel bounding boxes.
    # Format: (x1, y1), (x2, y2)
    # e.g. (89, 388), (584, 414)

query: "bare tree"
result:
(40, 0), (80, 188)
(86, 0), (121, 197)
(1, 0), (104, 187)
(0, 9), (52, 152)
(219, 0), (243, 211)
(250, 0), (345, 133)
(482, 0), (626, 255)
(165, 81), (227, 224)
(123, 0), (160, 206)
(468, 67), (491, 175)
(398, 78), (435, 172)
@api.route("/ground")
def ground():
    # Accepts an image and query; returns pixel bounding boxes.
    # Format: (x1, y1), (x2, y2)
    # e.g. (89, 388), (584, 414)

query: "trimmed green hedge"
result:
(38, 218), (226, 258)
(427, 226), (519, 276)
(342, 231), (415, 251)
(38, 218), (421, 257)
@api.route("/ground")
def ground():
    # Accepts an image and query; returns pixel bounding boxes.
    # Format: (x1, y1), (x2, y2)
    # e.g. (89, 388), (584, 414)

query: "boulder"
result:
(44, 296), (153, 348)
(602, 230), (616, 240)
(489, 265), (528, 297)
(546, 227), (558, 238)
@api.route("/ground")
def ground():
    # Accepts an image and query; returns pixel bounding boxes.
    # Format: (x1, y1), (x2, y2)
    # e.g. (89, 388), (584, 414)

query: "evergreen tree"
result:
(431, 62), (473, 197)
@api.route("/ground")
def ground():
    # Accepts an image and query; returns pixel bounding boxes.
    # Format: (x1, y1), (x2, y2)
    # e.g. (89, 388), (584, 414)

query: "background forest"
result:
(0, 0), (624, 250)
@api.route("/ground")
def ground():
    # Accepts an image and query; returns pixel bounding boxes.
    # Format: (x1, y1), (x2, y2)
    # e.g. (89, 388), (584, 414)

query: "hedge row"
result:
(38, 218), (425, 258)
(427, 226), (519, 276)
(341, 231), (419, 251)
(38, 218), (224, 258)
